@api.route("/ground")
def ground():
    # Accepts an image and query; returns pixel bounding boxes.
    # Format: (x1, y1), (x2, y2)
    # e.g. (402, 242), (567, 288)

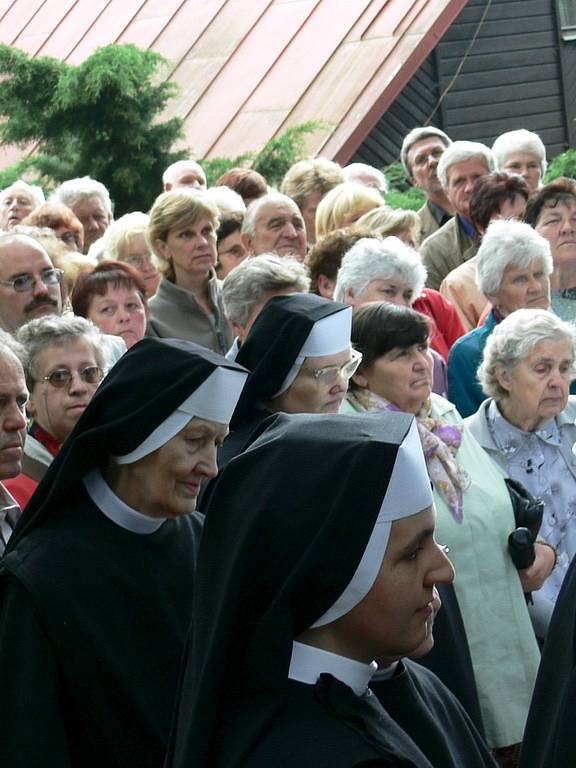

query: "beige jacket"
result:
(420, 217), (477, 291)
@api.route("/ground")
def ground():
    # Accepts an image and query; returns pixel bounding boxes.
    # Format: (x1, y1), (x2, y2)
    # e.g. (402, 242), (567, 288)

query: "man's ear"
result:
(240, 232), (252, 255)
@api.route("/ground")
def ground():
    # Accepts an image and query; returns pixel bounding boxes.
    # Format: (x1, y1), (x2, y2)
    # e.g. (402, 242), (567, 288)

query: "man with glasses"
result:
(0, 233), (63, 333)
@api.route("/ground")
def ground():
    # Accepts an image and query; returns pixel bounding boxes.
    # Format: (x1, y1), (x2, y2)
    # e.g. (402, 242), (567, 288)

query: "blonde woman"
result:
(146, 190), (233, 354)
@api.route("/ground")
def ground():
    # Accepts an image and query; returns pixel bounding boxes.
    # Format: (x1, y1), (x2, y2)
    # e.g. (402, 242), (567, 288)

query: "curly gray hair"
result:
(478, 308), (576, 401)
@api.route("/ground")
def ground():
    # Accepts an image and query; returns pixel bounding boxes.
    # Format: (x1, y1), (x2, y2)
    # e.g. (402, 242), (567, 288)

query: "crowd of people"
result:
(0, 126), (575, 767)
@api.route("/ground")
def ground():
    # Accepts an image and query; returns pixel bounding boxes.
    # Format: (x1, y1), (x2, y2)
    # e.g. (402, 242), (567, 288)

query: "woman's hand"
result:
(518, 542), (556, 593)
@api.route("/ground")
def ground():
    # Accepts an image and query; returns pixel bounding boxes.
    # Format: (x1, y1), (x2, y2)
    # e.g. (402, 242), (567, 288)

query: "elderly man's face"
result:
(535, 199), (576, 271)
(0, 186), (36, 229)
(445, 156), (489, 220)
(247, 200), (307, 261)
(0, 239), (62, 333)
(0, 350), (28, 480)
(168, 163), (207, 191)
(501, 152), (542, 192)
(71, 196), (111, 253)
(407, 137), (447, 197)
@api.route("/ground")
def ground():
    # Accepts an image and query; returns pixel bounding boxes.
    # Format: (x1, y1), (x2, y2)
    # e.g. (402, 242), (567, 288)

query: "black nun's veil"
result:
(3, 337), (247, 552)
(167, 410), (416, 768)
(232, 293), (350, 429)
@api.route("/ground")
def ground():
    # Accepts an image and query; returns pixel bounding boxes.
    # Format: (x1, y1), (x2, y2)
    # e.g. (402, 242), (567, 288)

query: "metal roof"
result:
(0, 0), (468, 163)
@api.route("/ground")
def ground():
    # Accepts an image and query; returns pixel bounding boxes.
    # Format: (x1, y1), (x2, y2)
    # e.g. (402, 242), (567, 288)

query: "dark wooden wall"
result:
(352, 0), (573, 169)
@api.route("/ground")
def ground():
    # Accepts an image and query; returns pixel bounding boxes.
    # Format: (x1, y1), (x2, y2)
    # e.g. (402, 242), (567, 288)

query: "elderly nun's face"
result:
(271, 348), (358, 415)
(496, 337), (573, 432)
(487, 259), (550, 318)
(107, 417), (227, 518)
(304, 506), (454, 664)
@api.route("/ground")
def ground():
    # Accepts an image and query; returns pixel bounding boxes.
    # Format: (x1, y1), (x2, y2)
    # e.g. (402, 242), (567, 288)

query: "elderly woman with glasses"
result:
(4, 314), (104, 509)
(467, 308), (576, 637)
(94, 211), (161, 298)
(342, 301), (544, 762)
(219, 293), (359, 469)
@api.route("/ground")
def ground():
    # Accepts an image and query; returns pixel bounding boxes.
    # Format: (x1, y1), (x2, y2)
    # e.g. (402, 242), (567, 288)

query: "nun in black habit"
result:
(0, 338), (248, 768)
(167, 412), (497, 768)
(519, 552), (576, 768)
(220, 292), (358, 466)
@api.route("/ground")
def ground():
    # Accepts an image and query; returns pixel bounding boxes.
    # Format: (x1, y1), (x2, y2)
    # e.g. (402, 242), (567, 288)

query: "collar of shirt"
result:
(29, 421), (61, 457)
(288, 640), (378, 695)
(457, 215), (476, 239)
(487, 399), (561, 456)
(427, 200), (452, 228)
(83, 467), (166, 534)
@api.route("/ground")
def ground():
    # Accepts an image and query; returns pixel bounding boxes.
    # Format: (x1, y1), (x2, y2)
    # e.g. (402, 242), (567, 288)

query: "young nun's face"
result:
(107, 416), (227, 518)
(309, 506), (454, 664)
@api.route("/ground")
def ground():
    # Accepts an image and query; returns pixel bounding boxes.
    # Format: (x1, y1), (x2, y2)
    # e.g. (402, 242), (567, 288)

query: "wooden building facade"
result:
(353, 0), (576, 167)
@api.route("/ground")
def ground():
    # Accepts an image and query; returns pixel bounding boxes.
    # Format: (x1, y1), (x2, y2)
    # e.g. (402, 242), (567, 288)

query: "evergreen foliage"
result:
(203, 122), (325, 188)
(0, 44), (185, 215)
(545, 149), (576, 183)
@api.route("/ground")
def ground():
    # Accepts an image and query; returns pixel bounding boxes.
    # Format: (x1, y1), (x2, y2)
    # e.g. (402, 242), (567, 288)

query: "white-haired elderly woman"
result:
(4, 314), (105, 509)
(492, 129), (547, 192)
(334, 236), (465, 365)
(448, 219), (553, 417)
(94, 211), (160, 298)
(466, 308), (576, 636)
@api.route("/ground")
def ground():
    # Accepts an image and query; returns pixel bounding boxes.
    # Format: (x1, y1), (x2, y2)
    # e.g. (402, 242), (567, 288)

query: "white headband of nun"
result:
(274, 306), (353, 397)
(112, 366), (248, 465)
(311, 419), (433, 628)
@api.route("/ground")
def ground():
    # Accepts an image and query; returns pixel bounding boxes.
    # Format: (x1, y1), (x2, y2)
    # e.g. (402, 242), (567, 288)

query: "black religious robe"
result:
(215, 665), (495, 768)
(0, 486), (203, 768)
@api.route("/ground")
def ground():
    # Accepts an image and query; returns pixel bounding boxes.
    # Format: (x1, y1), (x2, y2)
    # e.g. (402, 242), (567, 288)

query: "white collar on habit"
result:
(288, 640), (378, 695)
(83, 467), (166, 535)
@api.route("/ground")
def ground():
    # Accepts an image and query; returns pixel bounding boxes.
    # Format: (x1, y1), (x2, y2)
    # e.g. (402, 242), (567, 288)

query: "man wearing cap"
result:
(0, 339), (248, 768)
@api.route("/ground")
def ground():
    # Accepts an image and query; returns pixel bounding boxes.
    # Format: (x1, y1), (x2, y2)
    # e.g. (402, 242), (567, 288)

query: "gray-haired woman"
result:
(447, 219), (553, 417)
(4, 314), (105, 508)
(466, 308), (576, 635)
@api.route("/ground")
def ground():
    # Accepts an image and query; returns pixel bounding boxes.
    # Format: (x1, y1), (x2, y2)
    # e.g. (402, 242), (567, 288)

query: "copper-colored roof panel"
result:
(66, 1), (146, 63)
(117, 0), (187, 49)
(38, 0), (111, 60)
(151, 0), (227, 61)
(208, 108), (290, 159)
(0, 0), (468, 170)
(0, 0), (45, 45)
(242, 0), (371, 112)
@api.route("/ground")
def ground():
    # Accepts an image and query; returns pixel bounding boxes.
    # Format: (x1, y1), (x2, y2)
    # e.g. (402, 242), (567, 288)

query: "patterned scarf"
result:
(347, 389), (470, 522)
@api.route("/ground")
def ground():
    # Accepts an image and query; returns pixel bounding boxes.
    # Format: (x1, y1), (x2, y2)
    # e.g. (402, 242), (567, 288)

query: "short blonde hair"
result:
(315, 183), (383, 239)
(280, 157), (344, 211)
(147, 190), (219, 276)
(356, 206), (422, 246)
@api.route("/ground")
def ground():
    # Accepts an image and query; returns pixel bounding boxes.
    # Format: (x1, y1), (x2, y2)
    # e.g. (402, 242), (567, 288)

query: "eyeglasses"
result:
(40, 365), (104, 388)
(0, 268), (64, 293)
(123, 254), (155, 270)
(302, 349), (363, 386)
